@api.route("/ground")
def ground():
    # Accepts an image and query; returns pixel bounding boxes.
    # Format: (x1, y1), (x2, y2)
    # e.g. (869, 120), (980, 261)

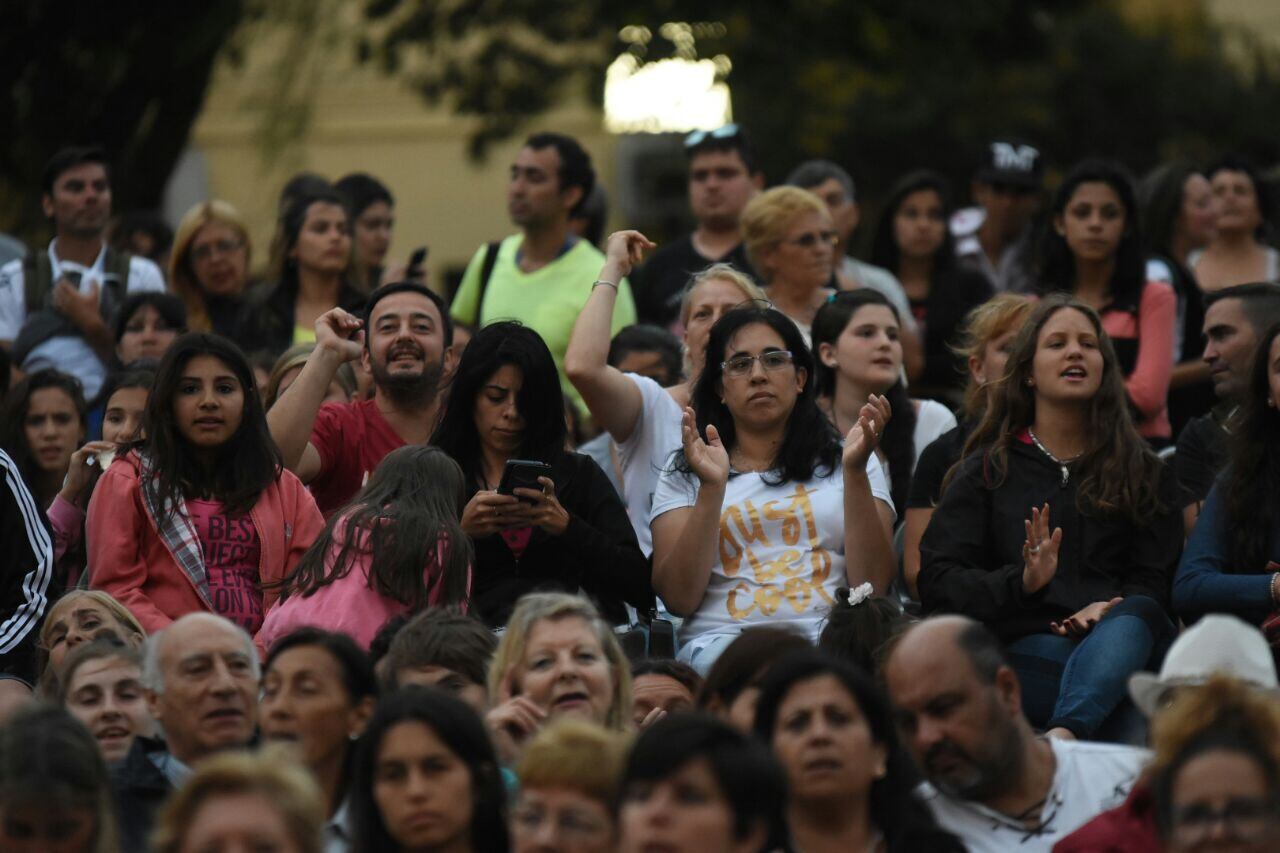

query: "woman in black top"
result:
(431, 321), (651, 626)
(919, 294), (1181, 741)
(870, 171), (994, 406)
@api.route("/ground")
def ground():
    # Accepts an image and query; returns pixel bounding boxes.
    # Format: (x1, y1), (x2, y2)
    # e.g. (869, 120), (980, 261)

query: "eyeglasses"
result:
(191, 239), (244, 262)
(786, 230), (839, 249)
(722, 350), (794, 377)
(1172, 797), (1280, 844)
(684, 124), (741, 148)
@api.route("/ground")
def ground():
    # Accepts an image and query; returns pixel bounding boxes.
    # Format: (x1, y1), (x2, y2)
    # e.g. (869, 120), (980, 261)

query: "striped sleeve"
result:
(0, 450), (55, 684)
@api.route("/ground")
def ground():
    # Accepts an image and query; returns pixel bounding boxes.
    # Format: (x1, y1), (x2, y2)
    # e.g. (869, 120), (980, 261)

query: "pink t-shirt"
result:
(187, 499), (263, 634)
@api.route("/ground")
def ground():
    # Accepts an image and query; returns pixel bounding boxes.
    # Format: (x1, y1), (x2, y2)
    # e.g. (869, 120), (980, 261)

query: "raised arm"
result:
(564, 231), (656, 443)
(841, 395), (897, 594)
(266, 308), (364, 483)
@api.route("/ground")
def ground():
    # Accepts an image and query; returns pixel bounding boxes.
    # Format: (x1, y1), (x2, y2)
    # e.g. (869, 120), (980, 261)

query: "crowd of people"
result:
(0, 126), (1278, 851)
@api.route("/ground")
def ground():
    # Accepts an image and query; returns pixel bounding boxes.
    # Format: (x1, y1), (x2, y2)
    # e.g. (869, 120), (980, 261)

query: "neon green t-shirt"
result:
(451, 235), (637, 416)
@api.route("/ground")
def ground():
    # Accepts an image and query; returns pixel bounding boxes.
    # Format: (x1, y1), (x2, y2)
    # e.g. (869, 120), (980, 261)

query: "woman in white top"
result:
(812, 288), (955, 518)
(564, 231), (766, 555)
(649, 305), (896, 672)
(1190, 154), (1280, 291)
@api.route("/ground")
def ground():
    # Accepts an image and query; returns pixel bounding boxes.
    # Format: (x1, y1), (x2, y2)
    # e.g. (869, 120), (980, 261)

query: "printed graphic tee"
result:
(187, 499), (263, 633)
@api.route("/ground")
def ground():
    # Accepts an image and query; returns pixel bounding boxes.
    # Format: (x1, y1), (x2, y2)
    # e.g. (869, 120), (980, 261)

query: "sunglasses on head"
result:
(684, 124), (741, 149)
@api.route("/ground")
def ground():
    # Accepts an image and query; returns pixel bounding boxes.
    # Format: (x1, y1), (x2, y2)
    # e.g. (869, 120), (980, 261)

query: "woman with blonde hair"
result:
(37, 590), (146, 696)
(486, 592), (633, 764)
(263, 343), (358, 410)
(566, 230), (766, 557)
(512, 719), (630, 853)
(740, 185), (837, 341)
(151, 746), (326, 853)
(169, 200), (254, 338)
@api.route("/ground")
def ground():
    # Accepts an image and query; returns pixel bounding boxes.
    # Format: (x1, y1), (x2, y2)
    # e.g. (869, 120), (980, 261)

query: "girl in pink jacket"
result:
(258, 445), (473, 651)
(88, 334), (324, 635)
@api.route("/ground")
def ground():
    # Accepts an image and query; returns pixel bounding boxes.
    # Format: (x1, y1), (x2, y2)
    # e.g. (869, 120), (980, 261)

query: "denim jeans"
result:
(1005, 595), (1175, 740)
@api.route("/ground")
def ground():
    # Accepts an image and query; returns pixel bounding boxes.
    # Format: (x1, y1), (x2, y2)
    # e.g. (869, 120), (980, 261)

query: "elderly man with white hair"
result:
(109, 612), (260, 853)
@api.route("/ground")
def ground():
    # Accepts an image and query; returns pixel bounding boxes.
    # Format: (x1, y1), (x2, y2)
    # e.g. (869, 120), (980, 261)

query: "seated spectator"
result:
(262, 342), (356, 409)
(259, 445), (472, 651)
(381, 607), (495, 714)
(112, 613), (259, 852)
(238, 188), (366, 356)
(1190, 154), (1280, 291)
(883, 616), (1148, 851)
(813, 288), (957, 515)
(260, 627), (377, 848)
(630, 658), (701, 728)
(870, 171), (994, 405)
(113, 291), (185, 368)
(0, 704), (120, 853)
(268, 285), (454, 516)
(512, 719), (629, 853)
(754, 650), (964, 852)
(566, 229), (765, 558)
(817, 583), (909, 676)
(336, 172), (401, 292)
(919, 295), (1181, 740)
(151, 746), (326, 853)
(1174, 321), (1280, 628)
(1149, 676), (1280, 851)
(617, 714), (786, 853)
(0, 447), (55, 695)
(350, 686), (509, 852)
(1035, 159), (1176, 442)
(37, 590), (145, 696)
(432, 322), (650, 626)
(88, 333), (324, 634)
(59, 637), (155, 764)
(486, 592), (631, 764)
(0, 368), (86, 509)
(1057, 614), (1280, 851)
(903, 294), (1032, 596)
(98, 365), (154, 446)
(740, 185), (837, 341)
(169, 200), (255, 339)
(650, 306), (894, 669)
(697, 626), (810, 731)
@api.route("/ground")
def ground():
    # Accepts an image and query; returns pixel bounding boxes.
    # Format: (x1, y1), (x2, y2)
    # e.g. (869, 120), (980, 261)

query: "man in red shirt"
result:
(268, 282), (455, 514)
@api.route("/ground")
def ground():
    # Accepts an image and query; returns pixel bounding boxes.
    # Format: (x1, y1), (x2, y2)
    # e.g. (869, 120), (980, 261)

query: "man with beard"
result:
(268, 282), (454, 515)
(883, 616), (1147, 852)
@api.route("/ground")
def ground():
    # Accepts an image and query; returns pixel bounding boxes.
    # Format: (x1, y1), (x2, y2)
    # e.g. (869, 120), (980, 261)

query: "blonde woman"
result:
(486, 592), (633, 764)
(263, 343), (358, 410)
(37, 590), (146, 696)
(169, 200), (254, 338)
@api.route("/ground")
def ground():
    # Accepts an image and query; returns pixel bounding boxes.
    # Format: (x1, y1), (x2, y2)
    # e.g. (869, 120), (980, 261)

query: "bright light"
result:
(604, 53), (732, 134)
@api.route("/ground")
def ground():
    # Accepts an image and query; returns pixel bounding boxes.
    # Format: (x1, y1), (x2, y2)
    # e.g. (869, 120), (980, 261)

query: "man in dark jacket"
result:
(112, 613), (259, 852)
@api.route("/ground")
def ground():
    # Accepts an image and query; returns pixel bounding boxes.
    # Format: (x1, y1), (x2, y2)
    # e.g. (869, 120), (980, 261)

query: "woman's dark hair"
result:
(812, 290), (918, 514)
(620, 713), (787, 851)
(753, 651), (964, 852)
(697, 626), (811, 712)
(1138, 160), (1201, 259)
(680, 306), (839, 485)
(335, 173), (394, 219)
(958, 294), (1166, 524)
(1036, 159), (1145, 312)
(141, 332), (281, 519)
(113, 291), (188, 347)
(100, 365), (157, 414)
(1207, 153), (1274, 241)
(869, 170), (957, 276)
(268, 188), (354, 300)
(431, 322), (567, 488)
(0, 369), (87, 498)
(264, 627), (378, 705)
(1222, 322), (1280, 573)
(351, 686), (509, 852)
(274, 445), (472, 609)
(818, 588), (910, 676)
(608, 323), (683, 388)
(0, 704), (117, 850)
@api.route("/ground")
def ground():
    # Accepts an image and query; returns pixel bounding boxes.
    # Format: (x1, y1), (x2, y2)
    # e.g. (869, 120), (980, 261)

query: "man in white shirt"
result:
(884, 616), (1147, 852)
(0, 146), (164, 399)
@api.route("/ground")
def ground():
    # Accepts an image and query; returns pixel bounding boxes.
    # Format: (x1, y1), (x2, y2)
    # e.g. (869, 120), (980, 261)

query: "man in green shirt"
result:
(452, 133), (636, 416)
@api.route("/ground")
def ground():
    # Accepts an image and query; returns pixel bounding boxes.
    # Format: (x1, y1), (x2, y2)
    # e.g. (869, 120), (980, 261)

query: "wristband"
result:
(1271, 572), (1280, 607)
(592, 279), (618, 291)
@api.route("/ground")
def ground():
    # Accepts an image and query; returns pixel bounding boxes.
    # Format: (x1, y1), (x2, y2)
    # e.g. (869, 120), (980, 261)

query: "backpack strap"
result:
(22, 250), (54, 313)
(475, 241), (501, 322)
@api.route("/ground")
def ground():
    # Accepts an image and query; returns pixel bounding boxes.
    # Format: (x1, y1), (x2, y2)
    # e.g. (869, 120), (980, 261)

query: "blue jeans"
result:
(1005, 595), (1175, 741)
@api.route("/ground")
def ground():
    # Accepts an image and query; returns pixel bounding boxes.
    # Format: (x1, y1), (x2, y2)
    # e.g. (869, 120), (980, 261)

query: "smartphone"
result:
(497, 459), (553, 503)
(406, 246), (429, 279)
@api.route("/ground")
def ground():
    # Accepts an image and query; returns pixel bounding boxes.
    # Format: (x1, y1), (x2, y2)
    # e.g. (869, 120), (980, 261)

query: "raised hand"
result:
(485, 666), (548, 764)
(1021, 503), (1063, 594)
(603, 230), (656, 278)
(59, 440), (116, 505)
(681, 407), (729, 486)
(313, 307), (365, 363)
(842, 394), (891, 471)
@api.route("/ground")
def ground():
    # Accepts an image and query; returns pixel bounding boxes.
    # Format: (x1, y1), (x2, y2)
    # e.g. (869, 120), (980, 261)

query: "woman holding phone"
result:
(432, 322), (652, 627)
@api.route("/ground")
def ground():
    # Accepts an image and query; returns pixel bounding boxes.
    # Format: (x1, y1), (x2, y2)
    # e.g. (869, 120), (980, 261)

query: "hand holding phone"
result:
(497, 460), (554, 503)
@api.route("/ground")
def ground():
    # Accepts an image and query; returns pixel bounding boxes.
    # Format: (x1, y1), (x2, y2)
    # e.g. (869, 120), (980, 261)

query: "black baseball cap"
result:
(975, 138), (1044, 189)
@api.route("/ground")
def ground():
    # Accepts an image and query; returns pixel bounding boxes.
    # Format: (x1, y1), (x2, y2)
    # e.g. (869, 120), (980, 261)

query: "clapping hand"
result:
(842, 394), (891, 471)
(1021, 503), (1063, 594)
(681, 407), (728, 486)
